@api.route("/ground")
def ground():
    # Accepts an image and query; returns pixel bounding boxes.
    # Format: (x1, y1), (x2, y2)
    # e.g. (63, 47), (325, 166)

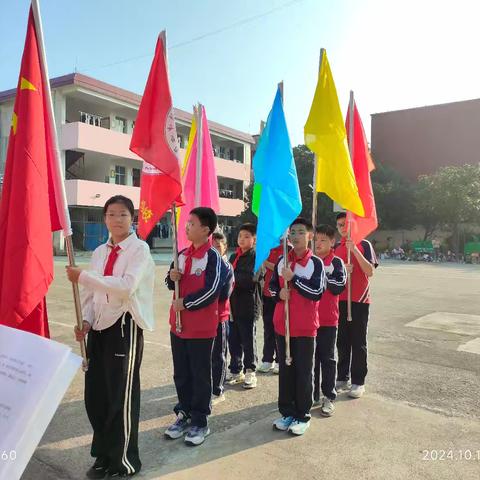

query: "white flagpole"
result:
(311, 48), (324, 253)
(31, 0), (87, 370)
(347, 90), (355, 322)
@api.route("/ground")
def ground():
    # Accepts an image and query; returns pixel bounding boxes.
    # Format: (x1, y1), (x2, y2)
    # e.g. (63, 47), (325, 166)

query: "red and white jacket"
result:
(316, 251), (347, 327)
(334, 238), (378, 304)
(269, 249), (326, 337)
(166, 241), (230, 339)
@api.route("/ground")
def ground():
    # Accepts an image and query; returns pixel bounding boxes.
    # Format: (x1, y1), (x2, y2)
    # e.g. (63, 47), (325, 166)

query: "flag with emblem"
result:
(0, 6), (72, 337)
(130, 31), (184, 240)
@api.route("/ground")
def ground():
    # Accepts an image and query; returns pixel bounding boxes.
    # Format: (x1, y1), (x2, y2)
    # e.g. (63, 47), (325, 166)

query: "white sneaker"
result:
(257, 362), (273, 373)
(272, 362), (280, 374)
(288, 420), (310, 435)
(348, 384), (365, 398)
(336, 380), (350, 391)
(211, 393), (225, 406)
(227, 372), (245, 385)
(243, 369), (257, 389)
(273, 416), (294, 431)
(320, 398), (335, 416)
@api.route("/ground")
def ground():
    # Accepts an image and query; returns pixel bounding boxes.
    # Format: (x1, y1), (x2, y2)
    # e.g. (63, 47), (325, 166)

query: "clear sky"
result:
(1, 0), (480, 145)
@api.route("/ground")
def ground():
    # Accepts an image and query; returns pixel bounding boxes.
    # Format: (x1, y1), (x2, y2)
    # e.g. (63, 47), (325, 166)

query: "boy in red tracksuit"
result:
(269, 217), (326, 436)
(165, 207), (230, 446)
(211, 231), (233, 405)
(334, 212), (378, 399)
(313, 225), (347, 417)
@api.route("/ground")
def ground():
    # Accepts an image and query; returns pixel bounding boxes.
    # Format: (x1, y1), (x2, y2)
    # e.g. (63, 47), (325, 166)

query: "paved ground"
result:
(19, 261), (480, 479)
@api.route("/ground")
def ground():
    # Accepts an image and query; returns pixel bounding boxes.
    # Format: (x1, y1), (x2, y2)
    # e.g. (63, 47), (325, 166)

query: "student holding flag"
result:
(269, 218), (325, 435)
(67, 195), (155, 478)
(334, 99), (378, 399)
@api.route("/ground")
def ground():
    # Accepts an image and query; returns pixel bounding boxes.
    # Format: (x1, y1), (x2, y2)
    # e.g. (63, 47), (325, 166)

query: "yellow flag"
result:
(176, 111), (197, 224)
(304, 51), (364, 216)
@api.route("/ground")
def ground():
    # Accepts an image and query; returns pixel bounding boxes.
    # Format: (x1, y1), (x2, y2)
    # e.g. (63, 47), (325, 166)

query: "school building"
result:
(371, 98), (480, 180)
(0, 73), (255, 251)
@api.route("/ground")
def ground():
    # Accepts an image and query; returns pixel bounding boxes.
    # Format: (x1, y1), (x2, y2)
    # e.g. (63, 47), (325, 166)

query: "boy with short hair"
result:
(165, 207), (229, 446)
(334, 212), (378, 399)
(313, 224), (347, 417)
(228, 223), (262, 389)
(270, 218), (325, 435)
(211, 231), (233, 405)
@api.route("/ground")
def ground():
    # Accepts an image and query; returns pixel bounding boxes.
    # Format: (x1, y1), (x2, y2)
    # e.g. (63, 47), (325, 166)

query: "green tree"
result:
(417, 164), (480, 252)
(371, 161), (418, 230)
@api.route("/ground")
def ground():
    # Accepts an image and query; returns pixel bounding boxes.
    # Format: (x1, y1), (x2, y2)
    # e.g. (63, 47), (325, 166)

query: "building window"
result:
(115, 165), (126, 185)
(219, 146), (226, 159)
(114, 117), (127, 134)
(228, 148), (235, 160)
(132, 168), (141, 187)
(80, 111), (102, 127)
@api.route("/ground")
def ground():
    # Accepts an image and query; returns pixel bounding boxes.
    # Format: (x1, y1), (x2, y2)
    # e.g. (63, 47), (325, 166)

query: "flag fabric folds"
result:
(304, 51), (364, 216)
(253, 87), (302, 272)
(0, 8), (69, 337)
(176, 105), (220, 251)
(130, 32), (183, 240)
(346, 101), (378, 243)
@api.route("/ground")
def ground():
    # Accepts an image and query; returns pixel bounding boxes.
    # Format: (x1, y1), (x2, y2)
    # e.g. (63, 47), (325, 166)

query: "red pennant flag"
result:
(130, 32), (183, 239)
(345, 101), (378, 244)
(0, 8), (69, 337)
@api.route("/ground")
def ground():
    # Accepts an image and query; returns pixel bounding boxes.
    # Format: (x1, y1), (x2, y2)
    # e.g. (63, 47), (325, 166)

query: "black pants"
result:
(212, 321), (228, 396)
(228, 316), (257, 373)
(337, 301), (369, 385)
(170, 333), (214, 427)
(276, 334), (314, 422)
(314, 326), (337, 401)
(262, 296), (278, 363)
(85, 313), (143, 475)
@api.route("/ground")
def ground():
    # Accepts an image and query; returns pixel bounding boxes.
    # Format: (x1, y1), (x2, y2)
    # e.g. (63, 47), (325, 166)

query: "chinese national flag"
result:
(130, 31), (183, 239)
(345, 101), (378, 244)
(0, 8), (67, 337)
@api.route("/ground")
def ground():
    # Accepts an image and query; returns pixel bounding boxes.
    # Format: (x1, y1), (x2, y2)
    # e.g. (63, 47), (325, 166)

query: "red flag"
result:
(130, 32), (183, 239)
(345, 101), (378, 244)
(0, 8), (68, 337)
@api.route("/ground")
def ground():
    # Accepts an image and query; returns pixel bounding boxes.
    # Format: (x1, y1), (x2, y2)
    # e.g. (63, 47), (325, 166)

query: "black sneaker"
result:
(86, 458), (109, 479)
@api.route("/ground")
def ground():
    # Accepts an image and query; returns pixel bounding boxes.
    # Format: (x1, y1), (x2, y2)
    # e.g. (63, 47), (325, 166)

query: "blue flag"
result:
(253, 87), (302, 272)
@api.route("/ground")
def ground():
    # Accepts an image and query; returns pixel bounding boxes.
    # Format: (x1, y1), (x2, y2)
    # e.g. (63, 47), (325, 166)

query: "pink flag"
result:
(345, 101), (378, 244)
(177, 105), (220, 251)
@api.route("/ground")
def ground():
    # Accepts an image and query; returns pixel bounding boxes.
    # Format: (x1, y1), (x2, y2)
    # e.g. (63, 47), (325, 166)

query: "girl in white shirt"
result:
(66, 195), (155, 479)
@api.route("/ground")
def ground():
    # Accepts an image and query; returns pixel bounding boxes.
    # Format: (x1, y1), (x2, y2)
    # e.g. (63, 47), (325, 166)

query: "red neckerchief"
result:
(321, 249), (335, 265)
(104, 245), (121, 276)
(288, 248), (312, 271)
(232, 247), (247, 270)
(184, 240), (211, 275)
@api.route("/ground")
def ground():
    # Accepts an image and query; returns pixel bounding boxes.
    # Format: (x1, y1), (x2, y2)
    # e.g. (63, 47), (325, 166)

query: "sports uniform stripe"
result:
(121, 318), (136, 474)
(184, 249), (221, 308)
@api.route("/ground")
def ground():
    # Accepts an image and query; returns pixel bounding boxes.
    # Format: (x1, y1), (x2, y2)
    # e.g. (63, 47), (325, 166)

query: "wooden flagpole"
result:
(278, 81), (292, 366)
(347, 90), (355, 322)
